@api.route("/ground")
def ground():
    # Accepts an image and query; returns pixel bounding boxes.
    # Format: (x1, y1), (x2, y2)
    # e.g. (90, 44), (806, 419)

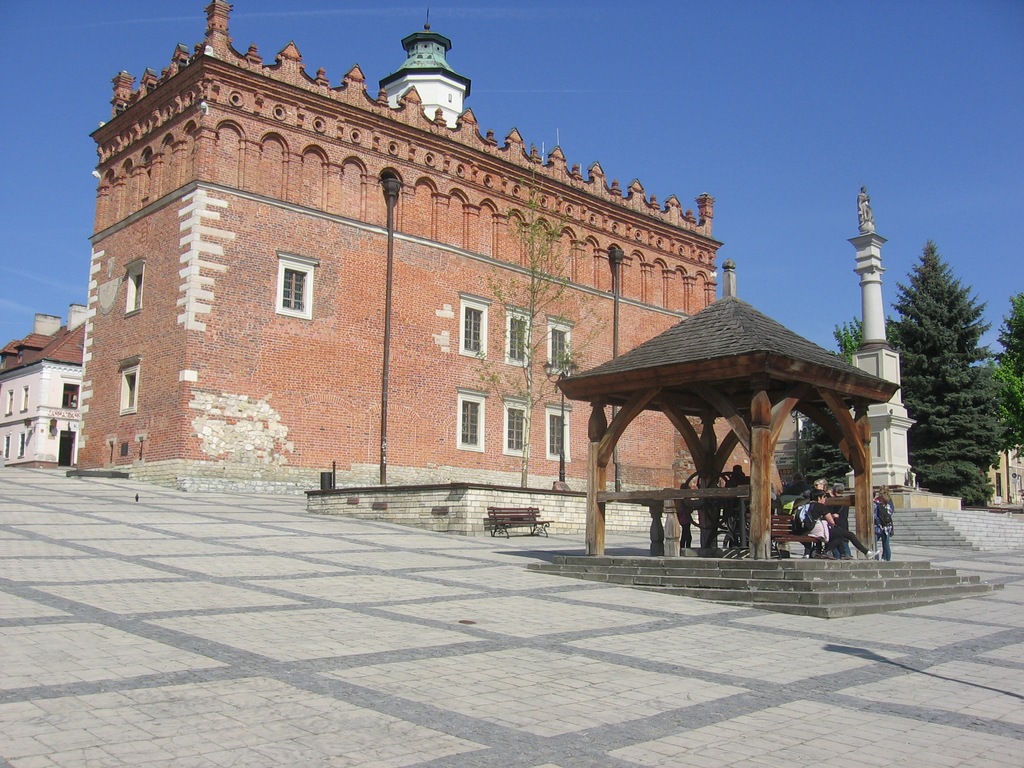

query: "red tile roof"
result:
(0, 325), (84, 372)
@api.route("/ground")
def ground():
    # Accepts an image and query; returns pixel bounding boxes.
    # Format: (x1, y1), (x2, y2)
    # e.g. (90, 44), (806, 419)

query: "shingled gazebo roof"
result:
(560, 296), (898, 412)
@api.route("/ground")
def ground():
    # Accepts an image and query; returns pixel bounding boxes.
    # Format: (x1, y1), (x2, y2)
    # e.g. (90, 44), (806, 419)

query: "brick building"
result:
(1, 307), (86, 469)
(80, 2), (722, 492)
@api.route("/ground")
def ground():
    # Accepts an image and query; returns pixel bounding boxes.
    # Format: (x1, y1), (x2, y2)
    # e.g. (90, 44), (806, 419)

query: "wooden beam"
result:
(693, 383), (751, 451)
(818, 389), (866, 473)
(712, 430), (742, 477)
(661, 404), (715, 477)
(597, 387), (660, 467)
(599, 487), (750, 503)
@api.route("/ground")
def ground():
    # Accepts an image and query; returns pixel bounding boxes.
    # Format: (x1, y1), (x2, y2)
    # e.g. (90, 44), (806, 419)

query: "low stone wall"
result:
(306, 482), (655, 537)
(892, 489), (961, 511)
(125, 459), (318, 495)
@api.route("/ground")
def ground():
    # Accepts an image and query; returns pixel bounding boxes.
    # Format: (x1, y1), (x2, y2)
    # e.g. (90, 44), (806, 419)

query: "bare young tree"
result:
(477, 183), (600, 487)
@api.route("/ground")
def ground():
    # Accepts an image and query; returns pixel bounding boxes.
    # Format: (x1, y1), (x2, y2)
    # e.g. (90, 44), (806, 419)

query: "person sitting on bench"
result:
(806, 490), (873, 560)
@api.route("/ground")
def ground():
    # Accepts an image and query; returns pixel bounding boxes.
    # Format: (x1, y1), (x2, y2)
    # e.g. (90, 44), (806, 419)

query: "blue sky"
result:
(1, 1), (1021, 352)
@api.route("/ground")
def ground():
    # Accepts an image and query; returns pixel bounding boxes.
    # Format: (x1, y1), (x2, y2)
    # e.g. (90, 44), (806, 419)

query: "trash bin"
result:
(319, 471), (334, 491)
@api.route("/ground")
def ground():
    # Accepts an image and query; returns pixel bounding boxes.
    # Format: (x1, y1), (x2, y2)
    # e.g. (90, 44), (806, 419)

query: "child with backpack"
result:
(874, 487), (895, 561)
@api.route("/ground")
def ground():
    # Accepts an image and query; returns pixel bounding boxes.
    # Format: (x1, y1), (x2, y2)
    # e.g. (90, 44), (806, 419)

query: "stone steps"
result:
(529, 555), (1001, 618)
(891, 508), (974, 548)
(892, 507), (1024, 550)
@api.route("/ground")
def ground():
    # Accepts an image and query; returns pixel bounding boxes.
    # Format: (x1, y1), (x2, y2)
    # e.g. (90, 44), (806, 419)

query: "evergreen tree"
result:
(995, 293), (1024, 452)
(891, 241), (1001, 506)
(802, 419), (850, 486)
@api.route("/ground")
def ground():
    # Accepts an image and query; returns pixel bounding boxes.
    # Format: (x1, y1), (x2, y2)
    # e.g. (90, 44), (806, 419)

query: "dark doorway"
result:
(58, 431), (76, 466)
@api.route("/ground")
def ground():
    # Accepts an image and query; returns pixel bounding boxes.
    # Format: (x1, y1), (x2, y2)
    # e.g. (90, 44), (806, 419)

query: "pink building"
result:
(0, 307), (86, 468)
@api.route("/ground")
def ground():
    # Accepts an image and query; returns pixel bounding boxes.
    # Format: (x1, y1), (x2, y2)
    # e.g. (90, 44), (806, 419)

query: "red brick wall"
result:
(82, 12), (721, 490)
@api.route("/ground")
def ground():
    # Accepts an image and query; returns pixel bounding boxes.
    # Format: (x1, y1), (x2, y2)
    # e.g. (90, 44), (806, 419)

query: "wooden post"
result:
(586, 442), (606, 554)
(854, 403), (875, 550)
(749, 389), (772, 559)
(585, 402), (609, 555)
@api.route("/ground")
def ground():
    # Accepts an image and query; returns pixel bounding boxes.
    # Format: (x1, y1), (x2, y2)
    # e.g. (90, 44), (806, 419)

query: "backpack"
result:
(790, 501), (816, 534)
(875, 501), (895, 535)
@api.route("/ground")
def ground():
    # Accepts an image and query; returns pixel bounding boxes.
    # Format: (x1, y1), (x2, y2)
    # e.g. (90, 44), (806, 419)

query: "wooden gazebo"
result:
(558, 292), (899, 559)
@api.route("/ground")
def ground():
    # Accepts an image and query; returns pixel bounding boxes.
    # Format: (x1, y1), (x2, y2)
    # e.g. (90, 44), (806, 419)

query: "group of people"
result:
(781, 474), (895, 561)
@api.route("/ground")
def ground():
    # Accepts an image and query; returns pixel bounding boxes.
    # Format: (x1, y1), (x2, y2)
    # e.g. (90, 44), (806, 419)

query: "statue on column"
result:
(857, 186), (875, 234)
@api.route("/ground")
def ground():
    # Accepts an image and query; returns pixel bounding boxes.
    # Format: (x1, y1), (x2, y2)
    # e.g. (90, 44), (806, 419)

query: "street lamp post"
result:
(608, 245), (624, 492)
(546, 361), (576, 485)
(379, 173), (402, 485)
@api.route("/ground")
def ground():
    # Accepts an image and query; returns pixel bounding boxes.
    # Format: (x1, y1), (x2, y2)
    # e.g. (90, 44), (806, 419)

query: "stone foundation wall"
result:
(306, 483), (654, 537)
(127, 459), (318, 495)
(892, 489), (961, 512)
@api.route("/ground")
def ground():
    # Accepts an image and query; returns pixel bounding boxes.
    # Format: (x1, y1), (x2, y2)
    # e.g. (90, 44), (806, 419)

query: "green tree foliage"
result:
(891, 241), (1001, 506)
(995, 293), (1024, 452)
(833, 319), (862, 362)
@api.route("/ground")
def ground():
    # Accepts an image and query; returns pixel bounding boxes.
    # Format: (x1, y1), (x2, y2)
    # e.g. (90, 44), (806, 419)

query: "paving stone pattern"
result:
(1, 469), (1023, 767)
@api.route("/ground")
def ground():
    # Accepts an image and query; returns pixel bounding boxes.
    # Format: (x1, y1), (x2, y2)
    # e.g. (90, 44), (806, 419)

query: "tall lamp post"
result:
(608, 245), (624, 491)
(379, 172), (402, 485)
(546, 360), (577, 485)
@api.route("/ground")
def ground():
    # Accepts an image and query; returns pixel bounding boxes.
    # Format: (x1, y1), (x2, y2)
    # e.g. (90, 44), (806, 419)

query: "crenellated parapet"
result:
(96, 2), (717, 247)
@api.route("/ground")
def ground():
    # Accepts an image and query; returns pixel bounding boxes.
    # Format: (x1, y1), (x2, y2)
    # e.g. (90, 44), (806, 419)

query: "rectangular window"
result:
(504, 402), (526, 455)
(457, 391), (486, 452)
(21, 386), (29, 412)
(62, 384), (80, 409)
(459, 296), (490, 358)
(125, 259), (145, 313)
(3, 434), (9, 459)
(276, 253), (319, 319)
(283, 269), (305, 310)
(4, 390), (11, 416)
(548, 321), (572, 369)
(119, 359), (141, 415)
(18, 432), (27, 458)
(548, 412), (564, 459)
(546, 405), (571, 462)
(506, 310), (529, 365)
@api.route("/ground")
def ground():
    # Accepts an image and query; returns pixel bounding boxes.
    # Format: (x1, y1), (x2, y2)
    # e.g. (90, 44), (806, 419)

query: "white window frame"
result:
(125, 259), (145, 313)
(276, 253), (319, 320)
(457, 390), (487, 452)
(505, 308), (529, 366)
(546, 403), (571, 463)
(459, 295), (490, 358)
(18, 432), (27, 458)
(20, 386), (29, 412)
(547, 319), (572, 368)
(3, 434), (10, 459)
(503, 399), (527, 456)
(120, 361), (140, 415)
(4, 389), (11, 416)
(62, 383), (80, 409)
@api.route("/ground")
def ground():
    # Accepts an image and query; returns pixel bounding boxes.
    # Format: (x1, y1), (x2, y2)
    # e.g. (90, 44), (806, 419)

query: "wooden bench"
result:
(771, 513), (825, 558)
(486, 506), (552, 538)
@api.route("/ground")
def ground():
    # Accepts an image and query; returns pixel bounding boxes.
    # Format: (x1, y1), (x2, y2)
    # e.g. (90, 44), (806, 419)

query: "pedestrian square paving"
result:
(1, 468), (1023, 767)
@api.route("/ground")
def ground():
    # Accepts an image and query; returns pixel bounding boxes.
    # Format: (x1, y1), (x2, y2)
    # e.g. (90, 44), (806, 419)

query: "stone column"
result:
(850, 189), (915, 488)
